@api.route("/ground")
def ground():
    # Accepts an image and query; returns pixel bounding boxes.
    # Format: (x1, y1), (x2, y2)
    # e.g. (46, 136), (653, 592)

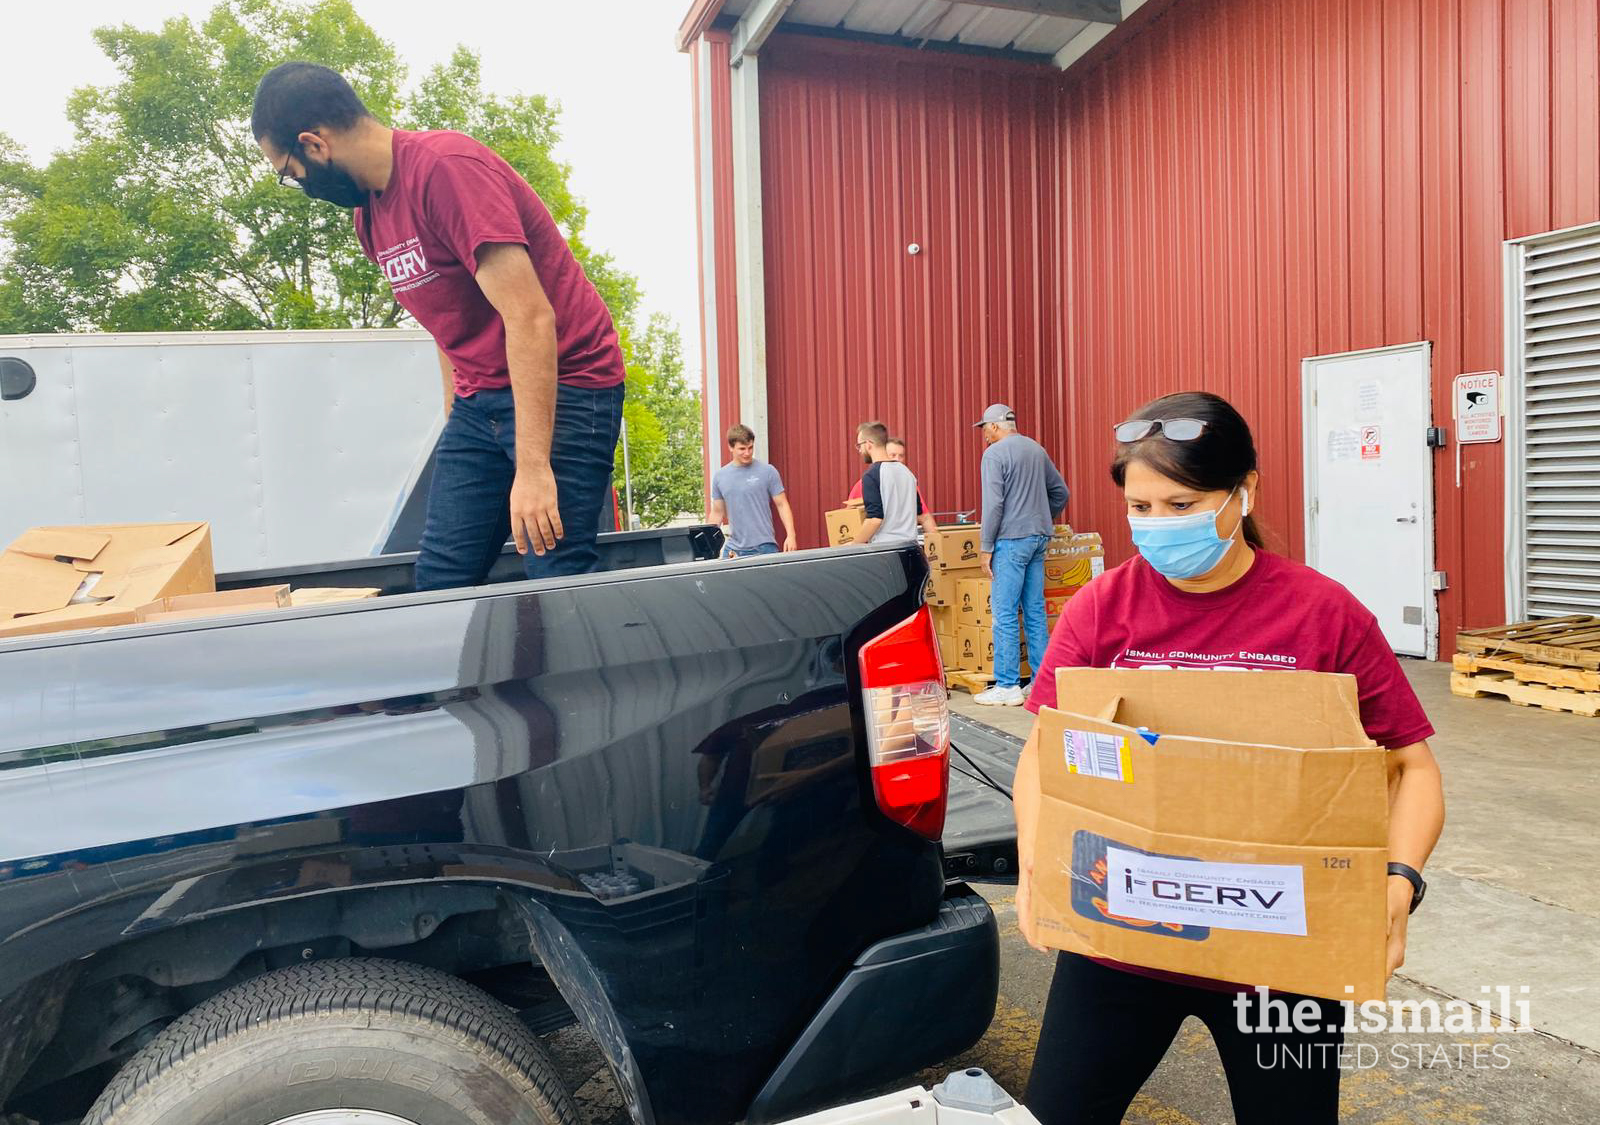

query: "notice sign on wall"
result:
(1454, 371), (1502, 443)
(1360, 425), (1382, 460)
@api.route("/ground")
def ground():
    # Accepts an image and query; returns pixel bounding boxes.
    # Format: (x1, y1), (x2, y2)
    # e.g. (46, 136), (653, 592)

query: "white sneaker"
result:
(973, 685), (1025, 707)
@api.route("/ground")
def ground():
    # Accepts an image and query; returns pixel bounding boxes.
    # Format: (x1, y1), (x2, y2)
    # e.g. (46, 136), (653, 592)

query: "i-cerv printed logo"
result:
(1070, 832), (1310, 940)
(1123, 867), (1288, 912)
(377, 237), (438, 294)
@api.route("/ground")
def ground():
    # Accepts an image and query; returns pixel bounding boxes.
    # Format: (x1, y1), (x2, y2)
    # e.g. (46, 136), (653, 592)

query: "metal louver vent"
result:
(1514, 229), (1600, 616)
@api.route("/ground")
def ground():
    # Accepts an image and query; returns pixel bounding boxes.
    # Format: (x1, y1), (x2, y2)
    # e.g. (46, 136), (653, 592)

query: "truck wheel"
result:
(82, 959), (581, 1125)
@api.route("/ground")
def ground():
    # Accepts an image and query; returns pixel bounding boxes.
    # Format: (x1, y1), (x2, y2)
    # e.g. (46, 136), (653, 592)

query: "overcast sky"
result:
(0, 0), (703, 381)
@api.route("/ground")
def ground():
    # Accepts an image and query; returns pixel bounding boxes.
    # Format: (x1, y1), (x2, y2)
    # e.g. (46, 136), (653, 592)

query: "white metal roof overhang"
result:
(681, 0), (1150, 70)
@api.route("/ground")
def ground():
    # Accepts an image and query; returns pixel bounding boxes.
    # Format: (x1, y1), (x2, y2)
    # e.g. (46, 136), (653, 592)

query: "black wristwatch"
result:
(1388, 863), (1426, 914)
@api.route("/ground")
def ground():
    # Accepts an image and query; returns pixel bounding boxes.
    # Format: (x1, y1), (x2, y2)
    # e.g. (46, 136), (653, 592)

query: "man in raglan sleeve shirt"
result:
(252, 62), (625, 588)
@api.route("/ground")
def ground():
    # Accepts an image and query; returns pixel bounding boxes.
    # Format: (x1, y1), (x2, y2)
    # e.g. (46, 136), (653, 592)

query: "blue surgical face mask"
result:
(1127, 488), (1249, 580)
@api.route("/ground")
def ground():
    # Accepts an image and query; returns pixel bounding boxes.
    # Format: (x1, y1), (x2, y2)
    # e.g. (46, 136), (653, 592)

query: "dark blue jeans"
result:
(991, 534), (1050, 688)
(415, 382), (625, 591)
(726, 542), (779, 559)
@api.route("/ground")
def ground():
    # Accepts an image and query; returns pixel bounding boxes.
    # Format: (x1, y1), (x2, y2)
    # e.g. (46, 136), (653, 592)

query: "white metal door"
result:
(1505, 224), (1600, 618)
(1303, 343), (1437, 658)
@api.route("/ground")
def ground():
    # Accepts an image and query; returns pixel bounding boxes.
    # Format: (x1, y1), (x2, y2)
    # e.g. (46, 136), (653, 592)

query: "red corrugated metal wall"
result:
(741, 0), (1600, 642)
(691, 31), (741, 502)
(1055, 0), (1599, 641)
(758, 37), (1066, 530)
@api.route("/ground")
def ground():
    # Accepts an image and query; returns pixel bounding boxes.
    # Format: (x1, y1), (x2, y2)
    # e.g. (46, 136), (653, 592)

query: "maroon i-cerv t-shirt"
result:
(354, 129), (624, 396)
(1025, 548), (1434, 992)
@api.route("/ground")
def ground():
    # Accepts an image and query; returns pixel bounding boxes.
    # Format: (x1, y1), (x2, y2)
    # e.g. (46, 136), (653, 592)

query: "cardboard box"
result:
(1030, 667), (1389, 1001)
(1045, 531), (1106, 591)
(957, 577), (992, 626)
(930, 604), (959, 638)
(1045, 555), (1098, 589)
(925, 566), (979, 607)
(292, 587), (383, 607)
(938, 632), (961, 670)
(826, 507), (865, 547)
(947, 624), (972, 668)
(0, 523), (215, 639)
(925, 525), (983, 570)
(136, 585), (291, 623)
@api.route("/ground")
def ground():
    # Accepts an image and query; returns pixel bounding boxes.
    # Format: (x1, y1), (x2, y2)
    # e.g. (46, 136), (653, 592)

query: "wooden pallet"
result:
(1450, 670), (1600, 717)
(1452, 652), (1600, 692)
(947, 671), (994, 695)
(1456, 616), (1600, 670)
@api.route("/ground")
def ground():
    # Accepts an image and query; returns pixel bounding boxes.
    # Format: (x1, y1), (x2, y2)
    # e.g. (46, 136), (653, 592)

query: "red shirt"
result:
(1025, 549), (1434, 992)
(848, 475), (929, 513)
(355, 129), (624, 395)
(1027, 549), (1433, 749)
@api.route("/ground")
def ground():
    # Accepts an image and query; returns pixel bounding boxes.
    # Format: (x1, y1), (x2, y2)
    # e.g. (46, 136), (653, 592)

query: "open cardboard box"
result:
(1031, 667), (1390, 1001)
(0, 523), (215, 639)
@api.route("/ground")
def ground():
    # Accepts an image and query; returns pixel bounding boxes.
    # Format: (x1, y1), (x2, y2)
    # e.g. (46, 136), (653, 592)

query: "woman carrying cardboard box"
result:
(1012, 391), (1446, 1125)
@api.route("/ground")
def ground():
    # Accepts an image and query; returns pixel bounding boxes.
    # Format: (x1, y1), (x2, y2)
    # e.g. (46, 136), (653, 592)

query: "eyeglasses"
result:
(275, 153), (300, 189)
(1114, 417), (1208, 443)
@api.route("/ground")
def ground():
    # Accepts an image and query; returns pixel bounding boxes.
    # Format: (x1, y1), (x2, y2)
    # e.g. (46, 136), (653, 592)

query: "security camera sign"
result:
(1454, 372), (1501, 443)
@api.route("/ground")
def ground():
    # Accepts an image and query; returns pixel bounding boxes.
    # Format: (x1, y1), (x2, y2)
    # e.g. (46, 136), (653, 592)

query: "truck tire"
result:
(82, 958), (581, 1125)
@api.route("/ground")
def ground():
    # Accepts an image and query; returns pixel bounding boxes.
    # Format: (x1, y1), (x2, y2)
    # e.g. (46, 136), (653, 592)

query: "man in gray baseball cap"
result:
(972, 404), (1069, 707)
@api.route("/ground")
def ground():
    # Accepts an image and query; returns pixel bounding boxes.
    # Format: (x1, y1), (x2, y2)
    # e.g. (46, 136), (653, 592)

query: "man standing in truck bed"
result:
(252, 62), (624, 587)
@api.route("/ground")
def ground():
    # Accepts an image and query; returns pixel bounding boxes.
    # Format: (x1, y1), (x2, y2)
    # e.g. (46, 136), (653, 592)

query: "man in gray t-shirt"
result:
(973, 404), (1069, 707)
(709, 424), (797, 558)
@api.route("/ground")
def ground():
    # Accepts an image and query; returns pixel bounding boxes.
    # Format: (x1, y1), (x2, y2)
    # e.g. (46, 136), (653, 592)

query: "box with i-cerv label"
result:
(1031, 667), (1390, 1002)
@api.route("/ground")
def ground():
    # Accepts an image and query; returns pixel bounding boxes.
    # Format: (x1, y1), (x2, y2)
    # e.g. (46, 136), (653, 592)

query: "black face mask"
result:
(297, 155), (366, 209)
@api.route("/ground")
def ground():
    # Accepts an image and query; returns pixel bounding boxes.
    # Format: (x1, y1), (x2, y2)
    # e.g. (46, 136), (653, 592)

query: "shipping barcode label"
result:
(1062, 729), (1133, 783)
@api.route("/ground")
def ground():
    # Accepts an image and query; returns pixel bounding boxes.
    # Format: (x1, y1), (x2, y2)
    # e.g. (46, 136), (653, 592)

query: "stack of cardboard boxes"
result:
(0, 522), (380, 641)
(927, 524), (1105, 686)
(924, 524), (984, 674)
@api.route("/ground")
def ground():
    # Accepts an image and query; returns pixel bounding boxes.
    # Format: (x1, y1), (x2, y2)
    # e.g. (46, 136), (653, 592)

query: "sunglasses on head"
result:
(1114, 417), (1208, 443)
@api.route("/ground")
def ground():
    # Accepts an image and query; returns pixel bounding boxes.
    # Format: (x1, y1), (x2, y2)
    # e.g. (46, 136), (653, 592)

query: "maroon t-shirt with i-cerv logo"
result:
(354, 128), (624, 396)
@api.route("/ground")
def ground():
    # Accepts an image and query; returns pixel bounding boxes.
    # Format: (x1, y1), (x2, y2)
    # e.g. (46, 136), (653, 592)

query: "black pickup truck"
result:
(0, 529), (998, 1125)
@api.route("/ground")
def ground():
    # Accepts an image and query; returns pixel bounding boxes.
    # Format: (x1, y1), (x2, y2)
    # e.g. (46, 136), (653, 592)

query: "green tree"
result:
(617, 313), (704, 528)
(0, 0), (703, 521)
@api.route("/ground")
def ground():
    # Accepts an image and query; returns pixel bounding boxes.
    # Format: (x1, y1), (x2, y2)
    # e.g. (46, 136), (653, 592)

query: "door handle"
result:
(1395, 516), (1418, 524)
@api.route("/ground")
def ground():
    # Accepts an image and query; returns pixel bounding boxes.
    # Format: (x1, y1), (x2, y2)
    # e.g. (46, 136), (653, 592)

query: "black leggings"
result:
(1025, 954), (1345, 1125)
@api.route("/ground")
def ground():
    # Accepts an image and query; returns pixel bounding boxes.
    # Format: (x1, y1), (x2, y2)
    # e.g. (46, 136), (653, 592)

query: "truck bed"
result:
(0, 538), (995, 1125)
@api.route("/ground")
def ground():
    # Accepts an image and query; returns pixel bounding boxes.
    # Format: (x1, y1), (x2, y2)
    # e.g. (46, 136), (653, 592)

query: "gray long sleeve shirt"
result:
(979, 434), (1070, 552)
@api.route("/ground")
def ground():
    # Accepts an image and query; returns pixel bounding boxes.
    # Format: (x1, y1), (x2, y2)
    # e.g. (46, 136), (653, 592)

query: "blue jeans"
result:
(415, 382), (625, 591)
(991, 534), (1051, 689)
(727, 542), (779, 559)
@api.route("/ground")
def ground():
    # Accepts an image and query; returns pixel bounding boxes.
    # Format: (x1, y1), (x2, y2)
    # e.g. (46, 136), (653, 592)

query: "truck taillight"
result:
(858, 607), (950, 840)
